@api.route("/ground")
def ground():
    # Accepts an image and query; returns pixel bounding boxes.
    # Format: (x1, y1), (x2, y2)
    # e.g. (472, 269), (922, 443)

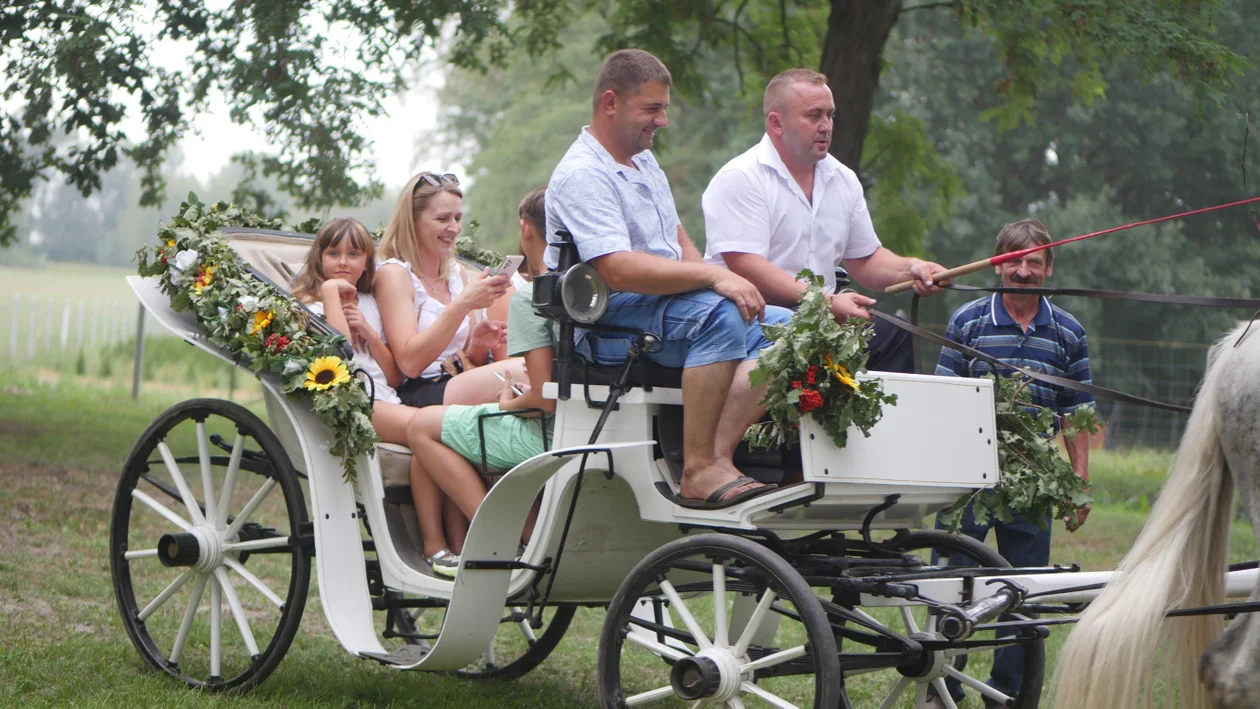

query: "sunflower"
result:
(250, 309), (275, 335)
(824, 353), (860, 392)
(304, 356), (350, 391)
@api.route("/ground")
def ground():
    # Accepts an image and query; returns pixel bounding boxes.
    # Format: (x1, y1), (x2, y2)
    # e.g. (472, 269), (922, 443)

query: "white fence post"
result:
(27, 295), (37, 358)
(90, 300), (99, 348)
(131, 303), (146, 400)
(60, 299), (70, 348)
(76, 301), (85, 349)
(43, 296), (54, 353)
(8, 293), (18, 360)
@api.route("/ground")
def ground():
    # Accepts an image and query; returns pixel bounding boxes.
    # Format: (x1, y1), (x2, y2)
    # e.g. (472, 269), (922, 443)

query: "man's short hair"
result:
(593, 49), (673, 109)
(764, 68), (828, 116)
(995, 218), (1054, 266)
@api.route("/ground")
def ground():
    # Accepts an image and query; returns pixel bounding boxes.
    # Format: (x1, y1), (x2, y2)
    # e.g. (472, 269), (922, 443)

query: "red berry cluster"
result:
(806, 365), (819, 385)
(791, 380), (803, 390)
(265, 333), (291, 352)
(798, 388), (824, 413)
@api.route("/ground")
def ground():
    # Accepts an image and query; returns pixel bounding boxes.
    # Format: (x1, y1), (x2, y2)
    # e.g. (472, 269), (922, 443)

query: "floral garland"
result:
(744, 271), (897, 450)
(136, 195), (377, 484)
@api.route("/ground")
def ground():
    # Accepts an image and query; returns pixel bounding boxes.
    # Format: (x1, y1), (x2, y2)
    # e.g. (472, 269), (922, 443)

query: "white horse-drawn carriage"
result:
(113, 226), (1260, 707)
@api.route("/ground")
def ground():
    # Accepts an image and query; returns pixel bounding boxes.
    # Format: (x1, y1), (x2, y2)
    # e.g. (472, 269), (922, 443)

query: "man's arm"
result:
(844, 247), (947, 294)
(591, 251), (766, 323)
(1059, 326), (1095, 531)
(677, 225), (703, 263)
(724, 252), (877, 320)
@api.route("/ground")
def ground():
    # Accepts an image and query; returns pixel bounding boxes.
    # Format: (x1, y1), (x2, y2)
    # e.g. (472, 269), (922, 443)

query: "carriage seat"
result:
(563, 356), (683, 391)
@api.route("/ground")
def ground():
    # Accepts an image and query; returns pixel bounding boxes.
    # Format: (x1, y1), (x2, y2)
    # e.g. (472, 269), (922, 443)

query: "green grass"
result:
(0, 375), (1253, 707)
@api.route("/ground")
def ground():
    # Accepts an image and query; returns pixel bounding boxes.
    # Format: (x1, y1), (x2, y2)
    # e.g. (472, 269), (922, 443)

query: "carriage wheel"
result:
(598, 533), (841, 708)
(838, 529), (1045, 709)
(392, 602), (576, 680)
(110, 398), (310, 692)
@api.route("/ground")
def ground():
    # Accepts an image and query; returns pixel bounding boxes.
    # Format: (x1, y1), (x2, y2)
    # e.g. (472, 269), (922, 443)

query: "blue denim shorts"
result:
(575, 290), (792, 368)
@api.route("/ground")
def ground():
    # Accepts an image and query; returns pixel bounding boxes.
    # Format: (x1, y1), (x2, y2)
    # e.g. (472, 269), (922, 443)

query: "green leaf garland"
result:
(136, 193), (378, 484)
(939, 373), (1100, 531)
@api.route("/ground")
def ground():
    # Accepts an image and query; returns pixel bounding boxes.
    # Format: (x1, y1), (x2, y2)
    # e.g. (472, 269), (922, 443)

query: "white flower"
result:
(217, 307), (229, 319)
(238, 295), (260, 311)
(281, 360), (305, 376)
(171, 249), (199, 273)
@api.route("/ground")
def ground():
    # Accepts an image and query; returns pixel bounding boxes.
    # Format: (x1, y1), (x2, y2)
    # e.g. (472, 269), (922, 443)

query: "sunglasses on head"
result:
(418, 172), (459, 188)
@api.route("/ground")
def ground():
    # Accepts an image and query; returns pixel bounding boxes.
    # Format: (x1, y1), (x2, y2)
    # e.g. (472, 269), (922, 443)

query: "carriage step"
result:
(360, 643), (431, 666)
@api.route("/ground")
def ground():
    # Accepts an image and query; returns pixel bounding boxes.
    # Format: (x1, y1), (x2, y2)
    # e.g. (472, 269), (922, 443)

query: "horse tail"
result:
(1052, 324), (1243, 709)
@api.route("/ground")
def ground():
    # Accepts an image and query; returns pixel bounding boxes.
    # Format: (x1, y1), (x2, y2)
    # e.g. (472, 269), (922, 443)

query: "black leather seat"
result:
(556, 356), (683, 390)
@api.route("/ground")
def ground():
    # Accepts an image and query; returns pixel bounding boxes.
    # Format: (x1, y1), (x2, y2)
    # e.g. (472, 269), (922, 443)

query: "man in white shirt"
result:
(702, 68), (947, 371)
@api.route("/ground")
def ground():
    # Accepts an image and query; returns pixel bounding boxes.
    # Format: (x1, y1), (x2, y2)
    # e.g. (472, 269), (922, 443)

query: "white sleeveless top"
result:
(307, 294), (401, 405)
(378, 258), (471, 380)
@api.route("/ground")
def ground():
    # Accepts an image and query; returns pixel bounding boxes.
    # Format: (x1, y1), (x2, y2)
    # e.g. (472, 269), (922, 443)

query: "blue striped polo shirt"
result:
(935, 294), (1095, 420)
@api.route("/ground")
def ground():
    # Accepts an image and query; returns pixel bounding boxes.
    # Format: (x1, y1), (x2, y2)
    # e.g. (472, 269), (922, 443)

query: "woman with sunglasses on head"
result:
(376, 172), (526, 412)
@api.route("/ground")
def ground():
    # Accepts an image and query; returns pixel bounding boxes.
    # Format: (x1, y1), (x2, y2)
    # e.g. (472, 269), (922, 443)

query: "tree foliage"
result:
(0, 0), (1246, 259)
(0, 0), (519, 247)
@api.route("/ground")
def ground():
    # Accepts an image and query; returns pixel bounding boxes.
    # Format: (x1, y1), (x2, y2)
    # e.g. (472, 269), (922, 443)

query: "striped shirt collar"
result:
(990, 293), (1053, 328)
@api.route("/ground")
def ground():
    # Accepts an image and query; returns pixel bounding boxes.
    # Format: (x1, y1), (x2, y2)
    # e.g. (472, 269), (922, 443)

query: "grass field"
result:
(0, 371), (1250, 708)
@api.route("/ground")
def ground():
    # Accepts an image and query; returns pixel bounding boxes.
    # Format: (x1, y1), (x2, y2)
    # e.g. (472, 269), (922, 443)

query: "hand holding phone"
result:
(490, 254), (525, 277)
(495, 370), (525, 396)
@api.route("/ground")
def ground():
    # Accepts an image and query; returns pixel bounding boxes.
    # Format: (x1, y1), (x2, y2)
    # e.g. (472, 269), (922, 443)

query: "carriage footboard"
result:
(366, 441), (655, 670)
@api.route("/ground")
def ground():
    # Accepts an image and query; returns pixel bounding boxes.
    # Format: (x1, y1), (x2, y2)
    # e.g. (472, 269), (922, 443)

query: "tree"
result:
(1, 0), (1244, 252)
(0, 0), (525, 247)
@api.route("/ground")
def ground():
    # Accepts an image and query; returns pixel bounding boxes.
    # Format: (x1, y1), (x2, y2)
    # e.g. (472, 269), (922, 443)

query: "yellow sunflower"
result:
(250, 309), (275, 335)
(304, 356), (351, 391)
(824, 353), (860, 392)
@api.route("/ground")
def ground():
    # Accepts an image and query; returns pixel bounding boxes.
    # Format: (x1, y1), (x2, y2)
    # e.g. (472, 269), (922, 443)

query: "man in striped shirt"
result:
(928, 218), (1093, 709)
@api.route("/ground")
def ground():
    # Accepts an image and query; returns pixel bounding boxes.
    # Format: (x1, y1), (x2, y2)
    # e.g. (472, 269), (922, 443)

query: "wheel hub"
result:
(898, 632), (948, 680)
(670, 647), (745, 702)
(156, 525), (226, 572)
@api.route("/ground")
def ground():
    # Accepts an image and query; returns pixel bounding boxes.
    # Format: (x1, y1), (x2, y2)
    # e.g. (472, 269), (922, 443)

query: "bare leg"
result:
(444, 497), (468, 554)
(404, 406), (490, 521)
(713, 358), (767, 462)
(408, 456), (450, 558)
(372, 401), (418, 443)
(442, 357), (527, 405)
(678, 360), (760, 500)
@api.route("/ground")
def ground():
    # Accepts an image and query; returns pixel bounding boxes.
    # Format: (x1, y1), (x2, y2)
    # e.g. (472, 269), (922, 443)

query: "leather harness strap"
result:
(871, 310), (1194, 414)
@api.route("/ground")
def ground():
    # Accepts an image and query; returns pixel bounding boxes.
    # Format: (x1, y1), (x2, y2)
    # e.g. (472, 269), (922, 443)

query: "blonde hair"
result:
(379, 172), (465, 280)
(290, 218), (376, 303)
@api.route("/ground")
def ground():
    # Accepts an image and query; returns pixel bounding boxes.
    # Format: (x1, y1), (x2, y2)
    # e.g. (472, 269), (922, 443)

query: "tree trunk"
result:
(819, 0), (903, 172)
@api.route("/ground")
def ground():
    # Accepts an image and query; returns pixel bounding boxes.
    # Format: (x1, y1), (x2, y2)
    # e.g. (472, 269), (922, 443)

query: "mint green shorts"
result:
(440, 403), (549, 472)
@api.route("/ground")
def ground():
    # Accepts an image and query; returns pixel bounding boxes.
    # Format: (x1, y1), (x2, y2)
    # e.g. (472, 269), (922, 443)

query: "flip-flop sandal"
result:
(675, 476), (778, 510)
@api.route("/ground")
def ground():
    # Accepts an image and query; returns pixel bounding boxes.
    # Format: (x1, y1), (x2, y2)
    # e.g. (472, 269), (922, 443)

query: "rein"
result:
(887, 284), (1260, 414)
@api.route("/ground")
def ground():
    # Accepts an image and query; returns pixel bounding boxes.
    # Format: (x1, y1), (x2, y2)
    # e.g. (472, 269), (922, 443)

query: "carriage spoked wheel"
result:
(110, 398), (310, 692)
(836, 530), (1045, 709)
(390, 601), (576, 679)
(598, 533), (841, 708)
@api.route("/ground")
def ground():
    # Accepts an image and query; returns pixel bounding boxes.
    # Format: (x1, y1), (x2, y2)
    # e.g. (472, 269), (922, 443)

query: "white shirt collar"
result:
(755, 133), (843, 185)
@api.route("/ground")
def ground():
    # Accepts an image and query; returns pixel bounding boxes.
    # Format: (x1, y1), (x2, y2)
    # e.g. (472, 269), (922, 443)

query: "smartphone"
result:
(490, 254), (525, 277)
(495, 370), (525, 396)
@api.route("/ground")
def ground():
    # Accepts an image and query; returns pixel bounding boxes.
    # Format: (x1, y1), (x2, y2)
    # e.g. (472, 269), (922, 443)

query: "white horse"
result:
(1054, 321), (1260, 708)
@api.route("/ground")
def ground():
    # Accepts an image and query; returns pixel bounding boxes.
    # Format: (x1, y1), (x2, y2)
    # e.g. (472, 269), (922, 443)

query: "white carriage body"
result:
(127, 242), (1003, 670)
(120, 227), (1260, 707)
